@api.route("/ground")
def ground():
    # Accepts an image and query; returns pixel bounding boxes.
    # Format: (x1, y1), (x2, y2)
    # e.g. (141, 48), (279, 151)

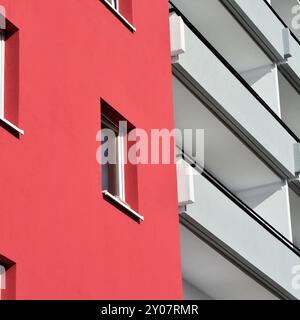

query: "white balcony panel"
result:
(289, 187), (300, 248)
(289, 35), (300, 81)
(278, 71), (300, 138)
(225, 0), (300, 88)
(183, 170), (300, 299)
(181, 226), (278, 300)
(173, 75), (295, 239)
(171, 0), (271, 74)
(227, 0), (286, 59)
(172, 20), (297, 177)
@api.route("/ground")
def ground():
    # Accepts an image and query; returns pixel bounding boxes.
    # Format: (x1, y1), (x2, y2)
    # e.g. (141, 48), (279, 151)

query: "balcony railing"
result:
(170, 2), (299, 179)
(177, 151), (300, 299)
(222, 0), (300, 90)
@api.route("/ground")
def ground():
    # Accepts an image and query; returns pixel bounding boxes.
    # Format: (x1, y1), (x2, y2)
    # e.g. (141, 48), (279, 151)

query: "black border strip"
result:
(169, 1), (300, 143)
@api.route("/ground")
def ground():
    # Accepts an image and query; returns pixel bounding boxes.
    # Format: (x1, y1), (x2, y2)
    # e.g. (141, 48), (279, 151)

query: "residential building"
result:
(0, 0), (182, 300)
(1, 0), (300, 301)
(171, 0), (300, 299)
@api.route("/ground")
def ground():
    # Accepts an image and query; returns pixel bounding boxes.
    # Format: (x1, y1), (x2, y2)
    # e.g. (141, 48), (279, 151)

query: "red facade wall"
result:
(0, 0), (182, 299)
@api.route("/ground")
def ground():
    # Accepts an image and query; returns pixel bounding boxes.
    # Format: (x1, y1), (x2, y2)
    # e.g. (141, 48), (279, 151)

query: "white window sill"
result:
(0, 117), (24, 135)
(102, 190), (144, 221)
(101, 0), (136, 33)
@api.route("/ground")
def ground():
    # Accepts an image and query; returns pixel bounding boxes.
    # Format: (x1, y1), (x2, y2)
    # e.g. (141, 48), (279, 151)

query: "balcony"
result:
(222, 0), (300, 90)
(171, 0), (300, 300)
(170, 10), (298, 180)
(178, 159), (300, 299)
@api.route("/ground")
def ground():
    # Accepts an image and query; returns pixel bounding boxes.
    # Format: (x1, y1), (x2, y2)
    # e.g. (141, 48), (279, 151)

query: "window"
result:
(101, 114), (126, 202)
(100, 0), (135, 32)
(0, 25), (24, 135)
(0, 257), (16, 300)
(99, 100), (143, 221)
(0, 30), (4, 119)
(106, 0), (119, 11)
(0, 265), (5, 300)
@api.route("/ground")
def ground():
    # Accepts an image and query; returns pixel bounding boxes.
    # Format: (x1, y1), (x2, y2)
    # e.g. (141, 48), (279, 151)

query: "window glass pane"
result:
(0, 31), (4, 118)
(102, 151), (109, 192)
(0, 265), (5, 300)
(113, 0), (118, 10)
(101, 122), (118, 196)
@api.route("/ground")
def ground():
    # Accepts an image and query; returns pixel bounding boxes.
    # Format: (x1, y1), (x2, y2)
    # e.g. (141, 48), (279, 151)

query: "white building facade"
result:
(170, 0), (300, 300)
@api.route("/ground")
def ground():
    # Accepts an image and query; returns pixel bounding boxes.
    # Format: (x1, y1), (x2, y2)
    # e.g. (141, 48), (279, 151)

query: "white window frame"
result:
(0, 265), (5, 300)
(117, 124), (126, 201)
(102, 115), (125, 203)
(101, 0), (136, 32)
(0, 30), (4, 119)
(101, 114), (144, 221)
(106, 0), (119, 11)
(0, 30), (24, 135)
